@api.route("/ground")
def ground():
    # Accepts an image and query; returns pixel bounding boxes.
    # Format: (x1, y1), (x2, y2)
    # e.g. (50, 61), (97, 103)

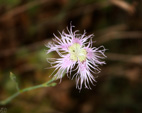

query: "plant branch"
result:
(0, 78), (56, 105)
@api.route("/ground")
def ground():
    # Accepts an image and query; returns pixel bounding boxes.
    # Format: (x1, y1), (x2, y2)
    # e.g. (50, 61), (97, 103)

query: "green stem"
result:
(0, 79), (56, 105)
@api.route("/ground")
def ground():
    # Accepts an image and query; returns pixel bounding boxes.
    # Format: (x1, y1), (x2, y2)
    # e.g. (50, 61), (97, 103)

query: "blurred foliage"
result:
(0, 0), (21, 8)
(0, 0), (142, 113)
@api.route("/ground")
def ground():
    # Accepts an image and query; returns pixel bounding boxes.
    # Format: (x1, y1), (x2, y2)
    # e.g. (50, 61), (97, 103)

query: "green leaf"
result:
(10, 72), (20, 92)
(10, 72), (17, 82)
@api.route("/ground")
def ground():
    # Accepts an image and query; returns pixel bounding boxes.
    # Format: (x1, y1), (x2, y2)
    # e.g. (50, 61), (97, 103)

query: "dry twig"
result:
(97, 31), (142, 45)
(110, 0), (137, 15)
(107, 53), (142, 64)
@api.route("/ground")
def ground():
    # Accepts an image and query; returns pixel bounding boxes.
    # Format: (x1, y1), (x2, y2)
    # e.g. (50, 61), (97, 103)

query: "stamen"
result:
(68, 43), (87, 62)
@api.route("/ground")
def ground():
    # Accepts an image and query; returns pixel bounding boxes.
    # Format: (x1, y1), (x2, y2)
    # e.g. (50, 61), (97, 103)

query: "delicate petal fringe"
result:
(46, 24), (107, 90)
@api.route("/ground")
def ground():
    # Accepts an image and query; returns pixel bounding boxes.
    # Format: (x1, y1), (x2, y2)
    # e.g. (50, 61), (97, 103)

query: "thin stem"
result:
(0, 79), (56, 105)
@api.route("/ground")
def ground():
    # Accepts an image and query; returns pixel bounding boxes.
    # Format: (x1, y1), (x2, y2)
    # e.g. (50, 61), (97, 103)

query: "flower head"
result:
(46, 24), (106, 90)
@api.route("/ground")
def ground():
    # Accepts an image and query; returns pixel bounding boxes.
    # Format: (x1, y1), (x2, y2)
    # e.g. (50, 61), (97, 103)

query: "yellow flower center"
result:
(69, 43), (87, 62)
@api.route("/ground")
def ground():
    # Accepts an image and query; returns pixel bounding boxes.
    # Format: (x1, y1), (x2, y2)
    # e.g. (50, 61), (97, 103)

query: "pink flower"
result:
(46, 24), (106, 90)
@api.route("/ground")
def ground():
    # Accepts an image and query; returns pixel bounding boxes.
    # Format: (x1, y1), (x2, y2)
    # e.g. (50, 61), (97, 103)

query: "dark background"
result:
(0, 0), (142, 113)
